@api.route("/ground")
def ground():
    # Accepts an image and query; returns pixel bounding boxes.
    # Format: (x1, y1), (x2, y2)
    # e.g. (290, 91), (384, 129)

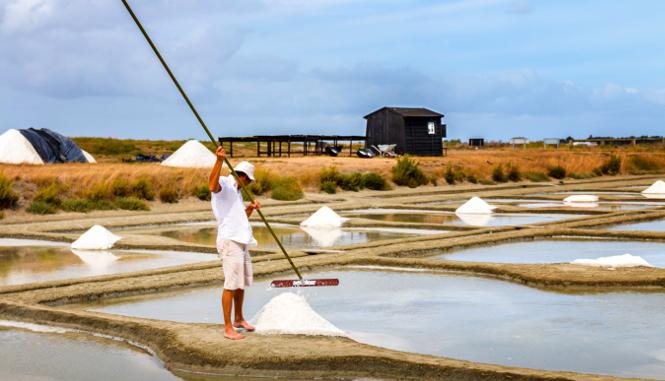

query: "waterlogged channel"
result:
(91, 270), (665, 379)
(0, 239), (216, 286)
(434, 240), (665, 267)
(608, 218), (665, 232)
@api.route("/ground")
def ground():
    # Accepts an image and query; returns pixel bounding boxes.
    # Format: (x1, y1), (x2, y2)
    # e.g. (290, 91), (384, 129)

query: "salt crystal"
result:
(642, 180), (665, 195)
(161, 140), (217, 168)
(571, 253), (654, 268)
(253, 292), (347, 336)
(300, 206), (349, 228)
(455, 197), (495, 215)
(71, 225), (121, 250)
(0, 129), (44, 164)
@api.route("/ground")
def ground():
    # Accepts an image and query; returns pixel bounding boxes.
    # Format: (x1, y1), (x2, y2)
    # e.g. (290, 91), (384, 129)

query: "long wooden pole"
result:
(120, 0), (303, 280)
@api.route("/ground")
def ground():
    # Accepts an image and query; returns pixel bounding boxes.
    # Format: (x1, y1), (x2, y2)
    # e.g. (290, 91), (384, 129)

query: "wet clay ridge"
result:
(1, 175), (665, 380)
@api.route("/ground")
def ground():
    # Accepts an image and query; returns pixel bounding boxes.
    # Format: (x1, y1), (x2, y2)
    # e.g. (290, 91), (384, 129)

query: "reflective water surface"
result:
(0, 239), (216, 286)
(435, 240), (665, 267)
(608, 218), (665, 232)
(93, 270), (665, 379)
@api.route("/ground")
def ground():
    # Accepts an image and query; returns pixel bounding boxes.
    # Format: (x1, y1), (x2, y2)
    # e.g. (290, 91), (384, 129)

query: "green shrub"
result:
(507, 165), (522, 182)
(270, 176), (303, 201)
(569, 172), (595, 180)
(547, 165), (567, 179)
(27, 200), (57, 214)
(628, 156), (661, 172)
(525, 172), (549, 182)
(248, 169), (273, 196)
(34, 182), (67, 206)
(132, 177), (155, 200)
(0, 211), (4, 220)
(193, 184), (211, 201)
(479, 178), (496, 185)
(320, 180), (337, 194)
(361, 172), (389, 191)
(392, 157), (428, 188)
(61, 199), (93, 213)
(339, 173), (363, 191)
(88, 199), (117, 210)
(320, 166), (341, 185)
(0, 173), (19, 209)
(111, 178), (132, 197)
(159, 187), (180, 203)
(444, 166), (465, 185)
(596, 155), (621, 175)
(466, 174), (478, 184)
(115, 197), (150, 211)
(84, 182), (112, 201)
(430, 176), (438, 186)
(492, 165), (507, 183)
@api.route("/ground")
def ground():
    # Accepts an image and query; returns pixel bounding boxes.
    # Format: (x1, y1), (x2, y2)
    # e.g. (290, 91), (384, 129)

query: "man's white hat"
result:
(234, 161), (255, 181)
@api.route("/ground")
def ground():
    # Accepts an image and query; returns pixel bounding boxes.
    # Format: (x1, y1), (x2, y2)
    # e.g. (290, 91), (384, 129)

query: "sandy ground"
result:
(2, 174), (665, 380)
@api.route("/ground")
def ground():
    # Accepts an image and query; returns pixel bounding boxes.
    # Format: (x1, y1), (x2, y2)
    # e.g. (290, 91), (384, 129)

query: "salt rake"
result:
(121, 0), (338, 289)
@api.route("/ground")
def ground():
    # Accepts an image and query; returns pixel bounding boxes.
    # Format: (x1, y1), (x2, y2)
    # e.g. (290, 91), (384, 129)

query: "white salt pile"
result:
(571, 253), (654, 268)
(642, 180), (665, 195)
(81, 149), (96, 163)
(300, 227), (343, 247)
(253, 292), (347, 336)
(563, 195), (599, 203)
(70, 225), (121, 250)
(455, 196), (495, 214)
(0, 129), (44, 164)
(161, 140), (217, 168)
(70, 249), (119, 269)
(300, 206), (349, 228)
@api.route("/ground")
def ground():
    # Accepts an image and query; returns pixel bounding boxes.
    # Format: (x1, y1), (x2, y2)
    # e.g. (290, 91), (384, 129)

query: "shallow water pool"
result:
(0, 239), (216, 286)
(160, 224), (426, 249)
(608, 218), (665, 232)
(434, 240), (665, 267)
(92, 270), (665, 379)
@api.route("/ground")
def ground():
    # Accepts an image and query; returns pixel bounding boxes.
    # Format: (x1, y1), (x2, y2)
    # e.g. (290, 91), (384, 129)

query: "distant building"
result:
(468, 138), (484, 147)
(364, 107), (446, 156)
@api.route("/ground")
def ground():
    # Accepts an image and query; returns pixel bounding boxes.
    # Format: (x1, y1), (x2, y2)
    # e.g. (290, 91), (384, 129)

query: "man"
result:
(209, 146), (260, 340)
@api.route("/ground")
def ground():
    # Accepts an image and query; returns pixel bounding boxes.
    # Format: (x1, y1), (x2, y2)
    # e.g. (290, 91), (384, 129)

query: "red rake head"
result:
(270, 278), (339, 288)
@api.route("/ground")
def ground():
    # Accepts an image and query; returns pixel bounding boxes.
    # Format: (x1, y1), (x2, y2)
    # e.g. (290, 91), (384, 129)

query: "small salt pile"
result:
(455, 197), (495, 214)
(253, 292), (347, 336)
(0, 129), (44, 164)
(300, 206), (349, 228)
(161, 140), (217, 168)
(642, 180), (665, 195)
(563, 195), (599, 208)
(81, 149), (96, 163)
(70, 249), (119, 269)
(71, 225), (121, 250)
(571, 253), (654, 268)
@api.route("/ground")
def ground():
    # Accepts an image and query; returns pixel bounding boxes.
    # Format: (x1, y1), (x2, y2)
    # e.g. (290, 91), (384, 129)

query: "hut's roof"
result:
(364, 107), (443, 119)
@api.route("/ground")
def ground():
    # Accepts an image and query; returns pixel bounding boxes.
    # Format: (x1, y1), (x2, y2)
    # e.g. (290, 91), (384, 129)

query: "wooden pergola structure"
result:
(218, 135), (366, 157)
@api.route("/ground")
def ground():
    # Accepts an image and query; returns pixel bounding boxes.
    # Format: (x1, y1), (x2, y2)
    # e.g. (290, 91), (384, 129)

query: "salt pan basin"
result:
(159, 223), (425, 249)
(0, 239), (216, 286)
(608, 218), (665, 232)
(0, 328), (179, 380)
(344, 209), (584, 227)
(434, 240), (665, 267)
(92, 270), (665, 379)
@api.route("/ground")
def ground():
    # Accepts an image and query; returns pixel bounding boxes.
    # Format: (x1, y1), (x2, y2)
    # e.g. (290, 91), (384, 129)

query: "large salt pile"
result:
(642, 180), (665, 195)
(81, 150), (96, 163)
(71, 225), (121, 250)
(455, 197), (495, 214)
(0, 129), (44, 164)
(253, 292), (347, 336)
(300, 206), (349, 228)
(161, 140), (216, 168)
(71, 249), (118, 269)
(571, 253), (654, 268)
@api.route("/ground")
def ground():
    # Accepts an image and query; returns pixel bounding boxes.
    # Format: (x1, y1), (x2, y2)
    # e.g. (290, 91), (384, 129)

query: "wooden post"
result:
(279, 141), (282, 157)
(349, 139), (353, 156)
(229, 141), (234, 157)
(256, 141), (260, 157)
(287, 140), (291, 157)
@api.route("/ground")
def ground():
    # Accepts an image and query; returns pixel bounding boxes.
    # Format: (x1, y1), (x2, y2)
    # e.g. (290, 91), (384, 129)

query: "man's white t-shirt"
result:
(211, 175), (257, 248)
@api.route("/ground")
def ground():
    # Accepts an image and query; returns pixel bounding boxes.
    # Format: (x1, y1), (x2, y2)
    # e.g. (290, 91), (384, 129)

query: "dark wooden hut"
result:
(364, 107), (445, 156)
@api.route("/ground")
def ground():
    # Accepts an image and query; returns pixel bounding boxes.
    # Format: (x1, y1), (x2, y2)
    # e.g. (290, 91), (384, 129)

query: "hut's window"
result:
(427, 122), (436, 135)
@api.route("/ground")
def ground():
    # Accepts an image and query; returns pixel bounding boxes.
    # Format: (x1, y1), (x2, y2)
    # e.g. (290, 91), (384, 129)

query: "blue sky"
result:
(1, 0), (664, 141)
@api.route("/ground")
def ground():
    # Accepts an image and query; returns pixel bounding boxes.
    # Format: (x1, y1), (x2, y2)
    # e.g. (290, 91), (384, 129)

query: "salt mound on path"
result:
(571, 254), (654, 268)
(642, 180), (665, 195)
(0, 129), (44, 164)
(81, 149), (96, 163)
(71, 225), (121, 250)
(563, 195), (598, 203)
(455, 197), (495, 214)
(161, 140), (216, 168)
(300, 206), (349, 228)
(253, 292), (347, 336)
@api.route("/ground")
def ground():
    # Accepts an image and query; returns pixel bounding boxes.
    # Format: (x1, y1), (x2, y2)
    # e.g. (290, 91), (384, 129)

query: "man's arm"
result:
(245, 200), (261, 217)
(209, 147), (226, 193)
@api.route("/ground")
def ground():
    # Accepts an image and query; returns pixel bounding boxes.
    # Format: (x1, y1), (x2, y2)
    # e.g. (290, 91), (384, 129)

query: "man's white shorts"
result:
(218, 239), (253, 290)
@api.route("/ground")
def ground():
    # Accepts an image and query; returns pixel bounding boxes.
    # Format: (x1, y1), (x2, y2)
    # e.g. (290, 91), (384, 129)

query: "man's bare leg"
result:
(222, 289), (244, 340)
(232, 289), (255, 331)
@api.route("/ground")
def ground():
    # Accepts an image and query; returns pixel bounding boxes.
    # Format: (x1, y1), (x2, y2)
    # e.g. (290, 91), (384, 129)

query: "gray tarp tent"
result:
(18, 128), (88, 163)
